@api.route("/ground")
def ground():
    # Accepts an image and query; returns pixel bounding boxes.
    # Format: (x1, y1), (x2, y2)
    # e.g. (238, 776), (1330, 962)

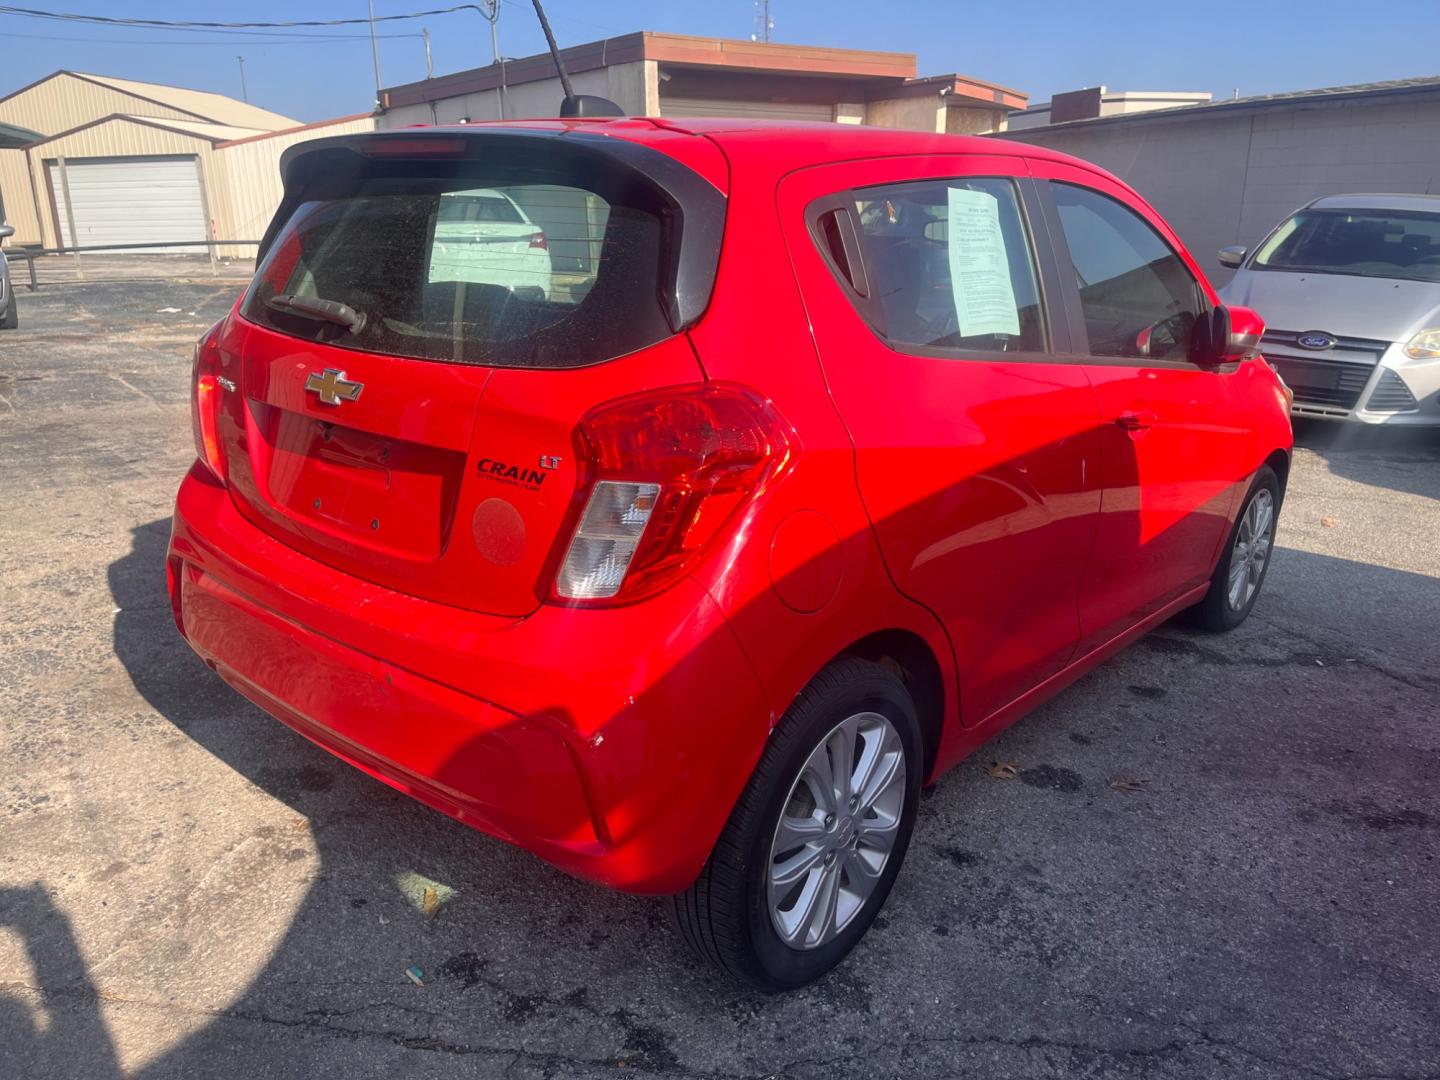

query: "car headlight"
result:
(1403, 328), (1440, 358)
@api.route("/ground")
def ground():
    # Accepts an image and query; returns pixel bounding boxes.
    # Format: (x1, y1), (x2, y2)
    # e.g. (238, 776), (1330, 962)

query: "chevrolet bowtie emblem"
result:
(304, 368), (364, 406)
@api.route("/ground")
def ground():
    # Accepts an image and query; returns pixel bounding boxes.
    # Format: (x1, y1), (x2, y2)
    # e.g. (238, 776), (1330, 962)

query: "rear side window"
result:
(243, 164), (672, 369)
(849, 177), (1045, 353)
(1051, 183), (1203, 361)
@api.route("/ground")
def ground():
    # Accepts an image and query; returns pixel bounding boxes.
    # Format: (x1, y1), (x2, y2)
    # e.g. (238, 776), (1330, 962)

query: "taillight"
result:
(552, 384), (795, 605)
(528, 231), (548, 251)
(191, 319), (228, 483)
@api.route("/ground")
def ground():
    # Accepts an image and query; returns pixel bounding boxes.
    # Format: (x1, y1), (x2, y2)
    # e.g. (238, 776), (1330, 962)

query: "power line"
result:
(0, 4), (489, 33)
(0, 28), (425, 45)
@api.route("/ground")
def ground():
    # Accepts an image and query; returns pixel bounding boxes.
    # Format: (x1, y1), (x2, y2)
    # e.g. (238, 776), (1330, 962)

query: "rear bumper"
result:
(168, 463), (771, 894)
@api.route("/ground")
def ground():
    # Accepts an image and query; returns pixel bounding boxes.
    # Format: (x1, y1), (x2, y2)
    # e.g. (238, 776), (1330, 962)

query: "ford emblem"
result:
(1296, 331), (1337, 351)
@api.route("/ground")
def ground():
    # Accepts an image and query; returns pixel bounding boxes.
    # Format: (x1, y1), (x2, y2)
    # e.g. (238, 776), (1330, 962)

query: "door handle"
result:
(1115, 410), (1157, 431)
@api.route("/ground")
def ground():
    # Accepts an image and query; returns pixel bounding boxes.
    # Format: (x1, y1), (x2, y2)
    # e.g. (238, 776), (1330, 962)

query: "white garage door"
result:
(659, 97), (835, 122)
(47, 157), (207, 250)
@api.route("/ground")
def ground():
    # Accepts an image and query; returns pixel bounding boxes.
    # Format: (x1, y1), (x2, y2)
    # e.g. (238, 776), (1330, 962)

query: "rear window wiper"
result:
(267, 293), (367, 334)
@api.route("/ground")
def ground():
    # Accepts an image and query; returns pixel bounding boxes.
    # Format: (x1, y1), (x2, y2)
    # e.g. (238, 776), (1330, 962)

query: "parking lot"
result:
(2, 275), (1437, 1079)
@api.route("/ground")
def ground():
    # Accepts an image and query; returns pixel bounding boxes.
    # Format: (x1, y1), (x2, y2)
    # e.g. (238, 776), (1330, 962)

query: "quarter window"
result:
(1052, 183), (1203, 362)
(849, 178), (1045, 353)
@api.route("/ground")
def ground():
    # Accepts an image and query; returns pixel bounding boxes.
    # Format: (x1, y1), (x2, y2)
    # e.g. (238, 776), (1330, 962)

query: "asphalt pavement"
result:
(2, 277), (1437, 1079)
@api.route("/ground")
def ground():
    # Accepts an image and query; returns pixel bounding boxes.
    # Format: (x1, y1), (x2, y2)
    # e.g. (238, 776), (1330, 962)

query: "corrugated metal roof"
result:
(997, 74), (1440, 136)
(134, 116), (267, 142)
(74, 72), (298, 131)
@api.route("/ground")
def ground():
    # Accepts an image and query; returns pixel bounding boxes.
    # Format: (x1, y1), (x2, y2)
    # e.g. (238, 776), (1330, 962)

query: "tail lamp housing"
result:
(191, 319), (229, 483)
(552, 384), (796, 605)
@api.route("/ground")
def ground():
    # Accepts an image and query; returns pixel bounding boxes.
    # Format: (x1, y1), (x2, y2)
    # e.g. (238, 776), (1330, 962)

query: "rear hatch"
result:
(218, 127), (726, 617)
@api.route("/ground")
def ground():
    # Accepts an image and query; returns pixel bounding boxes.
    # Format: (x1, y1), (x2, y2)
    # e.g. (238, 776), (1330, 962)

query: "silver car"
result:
(1218, 194), (1440, 425)
(0, 223), (16, 330)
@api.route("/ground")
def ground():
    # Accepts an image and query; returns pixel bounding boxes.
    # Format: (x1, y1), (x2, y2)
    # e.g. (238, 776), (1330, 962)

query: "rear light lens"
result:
(191, 319), (228, 483)
(528, 231), (549, 251)
(552, 384), (795, 604)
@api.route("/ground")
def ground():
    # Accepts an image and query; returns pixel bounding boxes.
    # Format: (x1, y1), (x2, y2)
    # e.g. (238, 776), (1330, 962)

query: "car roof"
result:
(440, 116), (1101, 175)
(1308, 193), (1440, 214)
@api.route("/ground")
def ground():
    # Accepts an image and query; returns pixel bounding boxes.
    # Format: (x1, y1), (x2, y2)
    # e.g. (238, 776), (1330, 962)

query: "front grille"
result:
(1364, 368), (1419, 412)
(1262, 329), (1390, 412)
(1269, 357), (1373, 409)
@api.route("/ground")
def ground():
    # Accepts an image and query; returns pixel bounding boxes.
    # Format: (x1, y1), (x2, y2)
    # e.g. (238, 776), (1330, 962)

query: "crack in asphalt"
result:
(1, 981), (743, 1079)
(10, 979), (1435, 1080)
(1145, 630), (1436, 693)
(766, 1023), (1440, 1080)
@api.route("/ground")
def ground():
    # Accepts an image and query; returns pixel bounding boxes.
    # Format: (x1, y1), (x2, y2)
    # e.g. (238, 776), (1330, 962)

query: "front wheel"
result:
(1187, 465), (1281, 631)
(0, 291), (16, 330)
(670, 657), (922, 991)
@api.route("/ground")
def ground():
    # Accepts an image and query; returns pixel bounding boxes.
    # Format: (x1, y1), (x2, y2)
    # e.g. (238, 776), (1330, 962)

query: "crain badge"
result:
(476, 457), (548, 491)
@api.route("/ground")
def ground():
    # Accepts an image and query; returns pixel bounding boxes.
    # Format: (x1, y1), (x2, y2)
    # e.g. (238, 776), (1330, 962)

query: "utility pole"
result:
(367, 0), (383, 105)
(482, 0), (506, 119)
(236, 56), (248, 102)
(753, 0), (773, 43)
(422, 27), (434, 78)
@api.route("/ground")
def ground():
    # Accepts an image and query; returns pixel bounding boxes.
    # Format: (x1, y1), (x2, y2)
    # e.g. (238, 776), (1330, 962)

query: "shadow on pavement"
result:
(4, 500), (1427, 1077)
(1292, 418), (1440, 501)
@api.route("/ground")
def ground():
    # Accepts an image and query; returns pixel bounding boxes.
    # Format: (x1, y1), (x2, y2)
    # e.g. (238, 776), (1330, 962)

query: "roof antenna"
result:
(529, 0), (624, 117)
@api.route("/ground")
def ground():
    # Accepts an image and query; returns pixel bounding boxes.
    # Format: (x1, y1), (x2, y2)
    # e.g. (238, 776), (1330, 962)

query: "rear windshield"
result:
(1251, 208), (1440, 283)
(242, 157), (674, 368)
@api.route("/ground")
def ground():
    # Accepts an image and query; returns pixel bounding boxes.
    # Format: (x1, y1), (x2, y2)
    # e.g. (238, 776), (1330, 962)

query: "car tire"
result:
(1186, 465), (1281, 632)
(0, 292), (16, 330)
(670, 655), (922, 991)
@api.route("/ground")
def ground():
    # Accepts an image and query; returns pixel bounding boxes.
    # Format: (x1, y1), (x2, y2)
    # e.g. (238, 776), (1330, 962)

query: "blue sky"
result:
(1, 1), (1435, 123)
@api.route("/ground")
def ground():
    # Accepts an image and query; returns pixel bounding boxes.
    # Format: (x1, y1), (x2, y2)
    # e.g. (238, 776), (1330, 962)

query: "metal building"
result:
(378, 32), (1026, 136)
(0, 71), (374, 257)
(995, 76), (1440, 282)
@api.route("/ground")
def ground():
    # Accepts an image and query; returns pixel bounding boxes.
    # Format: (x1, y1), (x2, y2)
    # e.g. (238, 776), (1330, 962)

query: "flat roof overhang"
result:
(0, 120), (42, 149)
(380, 30), (1023, 113)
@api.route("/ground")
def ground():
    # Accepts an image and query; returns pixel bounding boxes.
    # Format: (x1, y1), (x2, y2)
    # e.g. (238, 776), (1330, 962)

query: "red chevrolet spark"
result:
(168, 119), (1292, 989)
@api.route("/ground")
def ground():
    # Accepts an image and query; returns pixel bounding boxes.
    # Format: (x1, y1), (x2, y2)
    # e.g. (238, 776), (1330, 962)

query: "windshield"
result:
(1251, 207), (1440, 283)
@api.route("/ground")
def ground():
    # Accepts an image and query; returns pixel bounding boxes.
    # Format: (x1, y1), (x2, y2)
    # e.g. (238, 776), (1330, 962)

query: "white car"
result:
(0, 223), (16, 330)
(428, 188), (553, 300)
(1218, 193), (1440, 426)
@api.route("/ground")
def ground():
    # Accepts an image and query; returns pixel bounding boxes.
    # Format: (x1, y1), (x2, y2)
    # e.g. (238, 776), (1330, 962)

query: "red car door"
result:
(1029, 164), (1252, 649)
(778, 157), (1102, 726)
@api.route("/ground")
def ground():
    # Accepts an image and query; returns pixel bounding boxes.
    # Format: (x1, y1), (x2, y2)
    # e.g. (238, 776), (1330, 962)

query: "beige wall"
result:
(0, 73), (197, 136)
(17, 114), (377, 257)
(381, 61), (656, 126)
(945, 106), (1006, 135)
(214, 116), (376, 256)
(866, 96), (943, 133)
(0, 148), (41, 244)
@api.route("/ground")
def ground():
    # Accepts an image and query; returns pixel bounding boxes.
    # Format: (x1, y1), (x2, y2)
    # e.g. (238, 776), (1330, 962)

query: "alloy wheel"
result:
(766, 711), (906, 950)
(1227, 488), (1275, 611)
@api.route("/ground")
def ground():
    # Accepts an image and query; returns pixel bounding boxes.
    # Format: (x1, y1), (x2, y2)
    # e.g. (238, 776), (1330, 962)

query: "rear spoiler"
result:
(261, 127), (727, 334)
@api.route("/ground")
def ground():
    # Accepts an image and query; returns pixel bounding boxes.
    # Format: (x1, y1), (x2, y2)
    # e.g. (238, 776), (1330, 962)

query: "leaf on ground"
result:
(1109, 776), (1150, 796)
(422, 886), (443, 920)
(1321, 516), (1336, 527)
(986, 761), (1019, 780)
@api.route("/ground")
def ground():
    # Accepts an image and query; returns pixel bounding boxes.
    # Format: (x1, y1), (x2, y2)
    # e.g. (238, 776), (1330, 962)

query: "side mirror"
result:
(0, 224), (14, 240)
(1218, 244), (1247, 269)
(922, 220), (947, 243)
(1192, 304), (1265, 364)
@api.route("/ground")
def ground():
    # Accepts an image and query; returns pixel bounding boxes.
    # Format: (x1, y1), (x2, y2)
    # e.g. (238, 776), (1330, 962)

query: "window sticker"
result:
(946, 187), (1020, 338)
